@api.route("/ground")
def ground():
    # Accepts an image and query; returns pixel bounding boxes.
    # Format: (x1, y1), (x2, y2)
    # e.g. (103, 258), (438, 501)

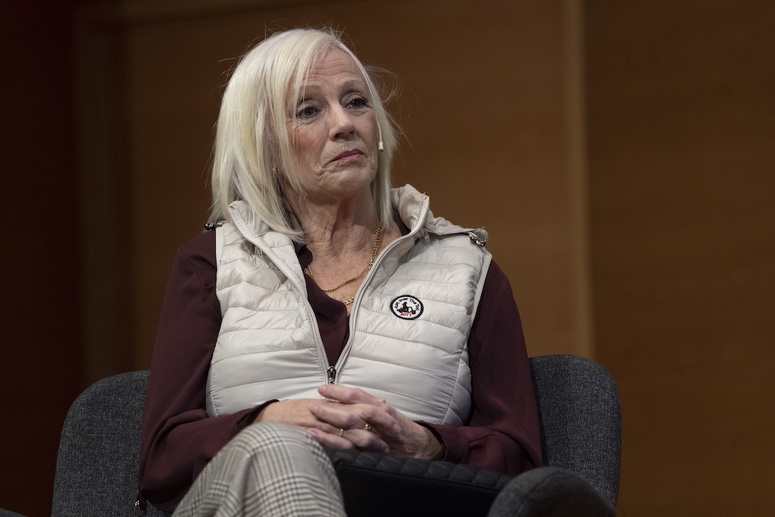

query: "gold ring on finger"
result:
(337, 428), (344, 438)
(363, 423), (373, 432)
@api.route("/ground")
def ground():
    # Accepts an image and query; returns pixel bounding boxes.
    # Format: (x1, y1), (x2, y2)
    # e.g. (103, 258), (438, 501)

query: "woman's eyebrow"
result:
(295, 78), (367, 105)
(339, 79), (368, 92)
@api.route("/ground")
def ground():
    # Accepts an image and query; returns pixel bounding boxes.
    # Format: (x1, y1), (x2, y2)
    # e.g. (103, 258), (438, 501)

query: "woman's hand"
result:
(252, 398), (340, 433)
(306, 384), (445, 460)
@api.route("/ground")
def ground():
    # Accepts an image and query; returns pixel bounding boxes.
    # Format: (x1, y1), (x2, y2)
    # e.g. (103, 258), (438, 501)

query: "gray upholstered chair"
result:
(40, 354), (619, 517)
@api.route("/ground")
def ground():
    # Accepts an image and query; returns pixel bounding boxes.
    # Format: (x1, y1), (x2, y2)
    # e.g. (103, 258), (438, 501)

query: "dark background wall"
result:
(1, 1), (82, 516)
(1, 1), (772, 515)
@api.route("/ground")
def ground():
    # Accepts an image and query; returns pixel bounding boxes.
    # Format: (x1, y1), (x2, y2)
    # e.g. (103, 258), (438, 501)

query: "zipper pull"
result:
(327, 366), (337, 384)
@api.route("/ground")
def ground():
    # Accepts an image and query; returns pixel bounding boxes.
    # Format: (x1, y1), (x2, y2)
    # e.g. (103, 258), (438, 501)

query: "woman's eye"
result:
(296, 105), (318, 119)
(346, 97), (369, 110)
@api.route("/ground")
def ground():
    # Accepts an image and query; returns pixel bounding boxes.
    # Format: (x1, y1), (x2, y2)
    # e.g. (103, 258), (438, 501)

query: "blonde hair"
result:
(209, 28), (397, 240)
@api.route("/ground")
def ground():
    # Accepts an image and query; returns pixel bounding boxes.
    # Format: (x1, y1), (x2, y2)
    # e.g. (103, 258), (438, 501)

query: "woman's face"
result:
(287, 49), (379, 204)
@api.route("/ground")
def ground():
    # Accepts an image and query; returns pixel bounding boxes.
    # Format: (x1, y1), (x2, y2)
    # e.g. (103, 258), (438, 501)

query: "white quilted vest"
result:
(206, 185), (491, 425)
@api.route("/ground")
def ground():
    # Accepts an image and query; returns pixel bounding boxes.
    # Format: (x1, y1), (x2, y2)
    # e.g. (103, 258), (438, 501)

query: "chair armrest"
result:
(488, 467), (616, 517)
(327, 449), (513, 517)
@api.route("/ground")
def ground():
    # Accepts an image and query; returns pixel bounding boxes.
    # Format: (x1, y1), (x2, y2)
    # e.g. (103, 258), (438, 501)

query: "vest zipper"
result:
(327, 366), (337, 384)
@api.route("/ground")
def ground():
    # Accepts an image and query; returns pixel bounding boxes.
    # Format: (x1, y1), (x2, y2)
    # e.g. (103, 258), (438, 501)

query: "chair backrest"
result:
(530, 354), (621, 506)
(50, 355), (620, 515)
(51, 370), (168, 517)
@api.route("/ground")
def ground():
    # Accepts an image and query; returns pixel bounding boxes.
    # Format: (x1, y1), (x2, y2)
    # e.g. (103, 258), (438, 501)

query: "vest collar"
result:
(226, 183), (486, 250)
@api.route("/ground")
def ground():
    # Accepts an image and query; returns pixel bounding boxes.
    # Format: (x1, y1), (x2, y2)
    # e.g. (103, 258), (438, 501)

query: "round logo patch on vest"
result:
(390, 295), (424, 320)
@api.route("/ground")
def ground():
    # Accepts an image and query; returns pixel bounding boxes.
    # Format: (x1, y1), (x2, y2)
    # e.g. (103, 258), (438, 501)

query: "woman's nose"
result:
(329, 105), (356, 139)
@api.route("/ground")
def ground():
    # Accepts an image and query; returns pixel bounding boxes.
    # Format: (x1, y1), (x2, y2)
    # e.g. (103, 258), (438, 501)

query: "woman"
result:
(137, 28), (542, 516)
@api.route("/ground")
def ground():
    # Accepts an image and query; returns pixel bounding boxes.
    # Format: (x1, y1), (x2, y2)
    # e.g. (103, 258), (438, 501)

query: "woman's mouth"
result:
(331, 149), (364, 162)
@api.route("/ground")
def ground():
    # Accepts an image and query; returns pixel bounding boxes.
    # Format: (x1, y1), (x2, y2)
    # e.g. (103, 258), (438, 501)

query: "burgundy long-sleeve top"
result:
(137, 228), (543, 512)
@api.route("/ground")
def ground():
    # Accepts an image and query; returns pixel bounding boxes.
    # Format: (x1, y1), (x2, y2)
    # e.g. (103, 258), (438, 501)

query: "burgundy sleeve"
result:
(137, 231), (268, 512)
(423, 261), (544, 475)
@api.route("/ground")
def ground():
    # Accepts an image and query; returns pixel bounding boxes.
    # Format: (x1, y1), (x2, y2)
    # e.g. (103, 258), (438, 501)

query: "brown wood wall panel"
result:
(586, 1), (775, 514)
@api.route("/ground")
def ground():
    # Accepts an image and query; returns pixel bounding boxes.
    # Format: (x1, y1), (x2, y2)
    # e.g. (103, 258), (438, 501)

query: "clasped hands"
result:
(253, 384), (443, 460)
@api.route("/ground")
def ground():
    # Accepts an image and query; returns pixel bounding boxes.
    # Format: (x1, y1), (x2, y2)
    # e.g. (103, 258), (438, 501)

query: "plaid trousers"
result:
(173, 423), (346, 517)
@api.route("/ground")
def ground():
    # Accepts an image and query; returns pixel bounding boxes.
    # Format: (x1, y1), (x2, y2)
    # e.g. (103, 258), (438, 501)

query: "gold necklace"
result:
(304, 221), (384, 297)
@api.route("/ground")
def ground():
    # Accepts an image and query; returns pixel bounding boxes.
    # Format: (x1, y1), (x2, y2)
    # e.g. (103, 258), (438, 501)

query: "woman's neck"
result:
(290, 191), (378, 261)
